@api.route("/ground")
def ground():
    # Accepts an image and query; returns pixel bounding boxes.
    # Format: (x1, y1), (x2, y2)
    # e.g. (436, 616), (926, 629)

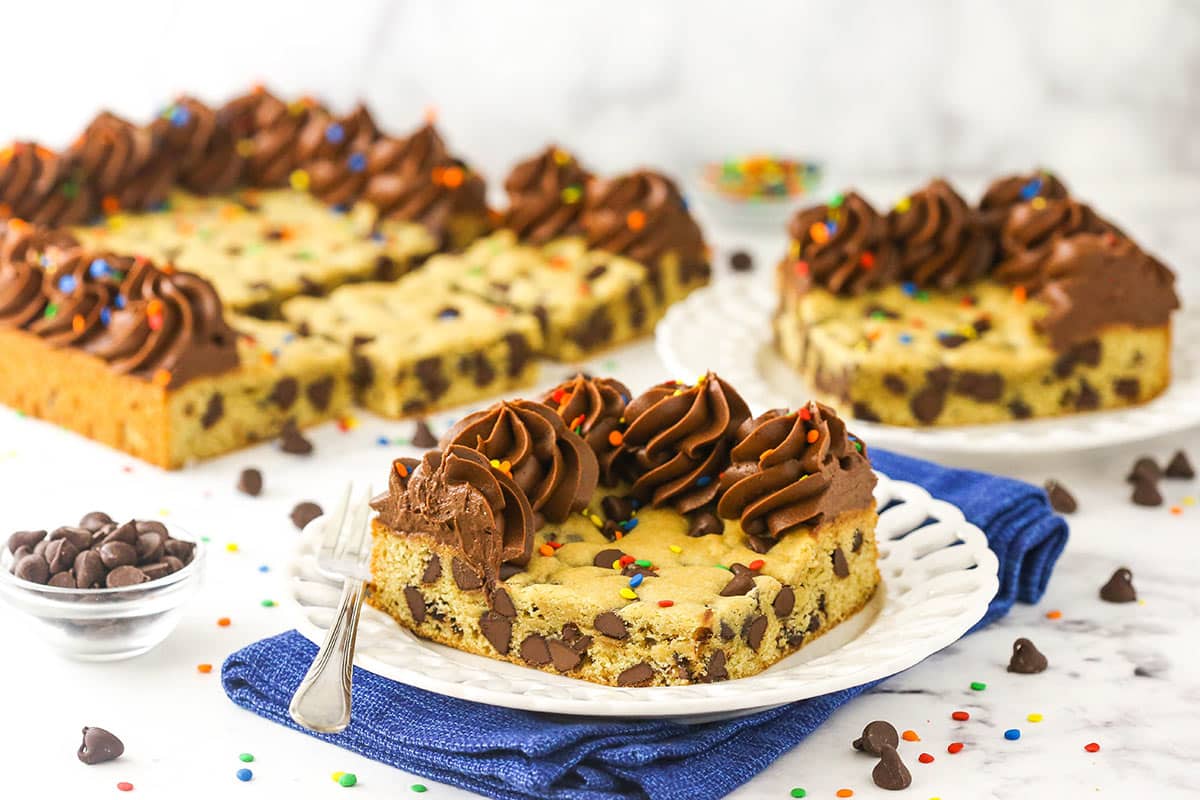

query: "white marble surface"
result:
(1, 175), (1198, 798)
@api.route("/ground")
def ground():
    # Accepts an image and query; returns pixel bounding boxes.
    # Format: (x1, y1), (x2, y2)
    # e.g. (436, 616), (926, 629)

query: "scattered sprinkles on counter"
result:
(951, 710), (970, 721)
(901, 729), (921, 742)
(116, 781), (134, 792)
(918, 753), (934, 764)
(1004, 728), (1022, 741)
(970, 681), (987, 691)
(236, 768), (253, 782)
(239, 753), (254, 763)
(196, 663), (213, 674)
(947, 742), (964, 754)
(1085, 742), (1101, 753)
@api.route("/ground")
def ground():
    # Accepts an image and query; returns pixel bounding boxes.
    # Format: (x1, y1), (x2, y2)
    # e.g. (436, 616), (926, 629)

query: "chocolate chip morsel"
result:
(78, 726), (124, 765)
(688, 510), (723, 537)
(742, 615), (767, 650)
(479, 612), (512, 654)
(729, 250), (754, 272)
(306, 376), (335, 411)
(594, 611), (628, 640)
(872, 744), (912, 791)
(421, 556), (441, 584)
(719, 563), (757, 597)
(1100, 567), (1137, 603)
(200, 393), (225, 429)
(832, 547), (850, 578)
(278, 419), (314, 455)
(106, 565), (149, 588)
(79, 512), (114, 532)
(1165, 450), (1195, 479)
(1125, 456), (1160, 483)
(1131, 479), (1163, 507)
(14, 554), (50, 584)
(8, 530), (47, 553)
(237, 468), (264, 497)
(411, 419), (438, 448)
(289, 501), (323, 530)
(403, 587), (426, 623)
(852, 720), (899, 755)
(592, 548), (625, 569)
(519, 635), (552, 665)
(616, 662), (655, 687)
(773, 586), (796, 618)
(1044, 480), (1077, 513)
(1007, 637), (1049, 674)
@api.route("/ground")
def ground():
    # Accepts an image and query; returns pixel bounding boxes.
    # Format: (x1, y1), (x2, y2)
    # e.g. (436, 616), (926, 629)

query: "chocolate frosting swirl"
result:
(153, 96), (244, 195)
(362, 124), (488, 234)
(993, 198), (1120, 288)
(1031, 234), (1179, 351)
(502, 146), (592, 244)
(0, 220), (78, 327)
(784, 192), (899, 296)
(618, 372), (750, 513)
(540, 374), (630, 486)
(371, 445), (534, 593)
(70, 111), (175, 212)
(299, 105), (380, 208)
(582, 170), (705, 267)
(887, 179), (994, 289)
(0, 142), (94, 226)
(716, 403), (876, 545)
(444, 399), (599, 523)
(227, 90), (320, 188)
(978, 170), (1069, 232)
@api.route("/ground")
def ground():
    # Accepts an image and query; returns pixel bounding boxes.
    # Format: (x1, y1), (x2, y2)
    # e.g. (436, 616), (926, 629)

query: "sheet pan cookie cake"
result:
(774, 172), (1180, 426)
(0, 89), (710, 465)
(368, 373), (879, 687)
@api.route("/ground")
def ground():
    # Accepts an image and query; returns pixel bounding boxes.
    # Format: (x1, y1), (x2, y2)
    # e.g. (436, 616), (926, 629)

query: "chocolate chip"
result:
(136, 533), (165, 563)
(268, 377), (298, 409)
(237, 468), (263, 497)
(972, 316), (993, 335)
(704, 650), (728, 682)
(1165, 450), (1194, 479)
(46, 527), (87, 552)
(7, 530), (46, 553)
(464, 352), (495, 387)
(200, 394), (224, 429)
(832, 547), (850, 578)
(490, 586), (516, 617)
(163, 539), (195, 564)
(79, 512), (113, 532)
(852, 720), (899, 755)
(569, 308), (614, 349)
(910, 380), (947, 424)
(772, 586), (795, 618)
(586, 265), (608, 281)
(14, 553), (49, 584)
(46, 538), (80, 573)
(163, 555), (185, 573)
(498, 563), (524, 580)
(306, 376), (335, 411)
(616, 662), (654, 687)
(1126, 456), (1160, 483)
(548, 640), (583, 671)
(48, 571), (75, 588)
(593, 548), (625, 568)
(140, 561), (174, 581)
(1075, 379), (1099, 410)
(720, 564), (757, 597)
(403, 587), (426, 623)
(505, 333), (532, 377)
(106, 565), (148, 588)
(73, 550), (104, 588)
(1007, 637), (1049, 674)
(1100, 567), (1136, 603)
(98, 541), (135, 570)
(1114, 377), (1140, 401)
(729, 251), (753, 272)
(351, 353), (374, 388)
(720, 621), (735, 641)
(851, 402), (881, 423)
(1131, 479), (1162, 507)
(807, 613), (821, 633)
(412, 420), (437, 448)
(452, 558), (484, 590)
(479, 612), (512, 654)
(78, 727), (124, 765)
(688, 510), (723, 537)
(278, 419), (313, 455)
(519, 635), (551, 666)
(939, 333), (967, 349)
(882, 374), (907, 395)
(742, 615), (767, 651)
(865, 304), (900, 320)
(601, 496), (635, 522)
(1008, 399), (1032, 419)
(594, 611), (628, 639)
(1044, 480), (1077, 513)
(415, 357), (449, 399)
(954, 370), (1004, 402)
(872, 744), (912, 791)
(136, 520), (168, 537)
(421, 556), (441, 584)
(289, 502), (323, 530)
(852, 529), (864, 553)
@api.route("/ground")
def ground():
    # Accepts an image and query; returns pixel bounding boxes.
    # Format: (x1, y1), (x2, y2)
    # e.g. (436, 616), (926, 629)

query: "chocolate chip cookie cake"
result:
(368, 373), (879, 687)
(774, 173), (1180, 426)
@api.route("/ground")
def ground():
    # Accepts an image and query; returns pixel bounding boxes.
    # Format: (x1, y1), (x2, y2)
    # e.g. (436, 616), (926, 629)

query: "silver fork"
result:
(288, 482), (373, 734)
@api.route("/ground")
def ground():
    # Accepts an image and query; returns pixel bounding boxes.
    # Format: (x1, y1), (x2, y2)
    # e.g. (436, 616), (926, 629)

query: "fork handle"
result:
(288, 577), (366, 733)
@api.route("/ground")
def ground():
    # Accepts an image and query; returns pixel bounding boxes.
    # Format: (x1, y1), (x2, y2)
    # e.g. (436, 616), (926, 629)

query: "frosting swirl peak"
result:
(70, 111), (175, 212)
(993, 198), (1120, 289)
(502, 145), (592, 244)
(978, 170), (1069, 232)
(540, 373), (630, 486)
(887, 179), (994, 290)
(784, 192), (899, 296)
(153, 96), (244, 195)
(0, 142), (94, 226)
(582, 170), (706, 269)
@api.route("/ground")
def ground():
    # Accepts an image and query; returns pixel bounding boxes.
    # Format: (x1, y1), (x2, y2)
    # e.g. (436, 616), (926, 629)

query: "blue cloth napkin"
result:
(223, 448), (1068, 800)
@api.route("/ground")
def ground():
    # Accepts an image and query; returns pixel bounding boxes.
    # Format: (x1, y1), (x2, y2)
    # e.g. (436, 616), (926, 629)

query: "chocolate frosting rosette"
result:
(502, 145), (592, 244)
(152, 96), (244, 195)
(221, 89), (320, 188)
(444, 399), (599, 524)
(978, 170), (1069, 232)
(540, 373), (631, 486)
(784, 191), (898, 296)
(993, 198), (1121, 288)
(0, 142), (94, 226)
(717, 402), (876, 551)
(582, 169), (706, 272)
(887, 179), (994, 290)
(70, 111), (176, 212)
(618, 371), (750, 513)
(296, 104), (380, 207)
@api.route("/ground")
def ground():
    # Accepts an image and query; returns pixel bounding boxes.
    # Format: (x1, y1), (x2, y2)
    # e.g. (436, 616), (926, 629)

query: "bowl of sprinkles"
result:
(696, 154), (823, 230)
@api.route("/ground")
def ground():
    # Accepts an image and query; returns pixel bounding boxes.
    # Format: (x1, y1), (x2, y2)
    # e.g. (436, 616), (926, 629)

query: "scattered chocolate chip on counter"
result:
(1131, 478), (1163, 507)
(1044, 480), (1077, 513)
(7, 514), (195, 589)
(278, 419), (313, 455)
(852, 720), (899, 755)
(1007, 637), (1049, 674)
(1099, 567), (1137, 603)
(872, 743), (912, 790)
(78, 726), (124, 765)
(729, 250), (754, 272)
(1165, 449), (1194, 479)
(290, 502), (323, 530)
(411, 419), (438, 449)
(237, 468), (264, 497)
(1125, 456), (1160, 484)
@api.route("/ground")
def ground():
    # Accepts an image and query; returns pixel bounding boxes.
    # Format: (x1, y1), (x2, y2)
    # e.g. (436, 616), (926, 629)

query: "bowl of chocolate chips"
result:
(0, 511), (205, 661)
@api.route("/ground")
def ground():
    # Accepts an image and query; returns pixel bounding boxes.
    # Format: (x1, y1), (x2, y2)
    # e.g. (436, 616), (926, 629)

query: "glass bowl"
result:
(0, 529), (206, 661)
(692, 155), (823, 233)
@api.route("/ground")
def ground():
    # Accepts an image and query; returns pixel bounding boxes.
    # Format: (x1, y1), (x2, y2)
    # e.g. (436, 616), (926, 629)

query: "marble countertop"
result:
(1, 179), (1197, 799)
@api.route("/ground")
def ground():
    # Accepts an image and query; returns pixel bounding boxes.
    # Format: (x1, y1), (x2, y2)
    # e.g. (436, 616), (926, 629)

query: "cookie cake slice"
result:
(368, 373), (879, 687)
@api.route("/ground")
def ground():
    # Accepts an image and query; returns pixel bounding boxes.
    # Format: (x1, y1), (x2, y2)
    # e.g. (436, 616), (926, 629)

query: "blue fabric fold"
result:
(223, 447), (1068, 800)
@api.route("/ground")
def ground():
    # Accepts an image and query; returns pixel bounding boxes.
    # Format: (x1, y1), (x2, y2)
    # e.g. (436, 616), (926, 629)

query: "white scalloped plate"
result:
(655, 279), (1200, 456)
(284, 473), (998, 720)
